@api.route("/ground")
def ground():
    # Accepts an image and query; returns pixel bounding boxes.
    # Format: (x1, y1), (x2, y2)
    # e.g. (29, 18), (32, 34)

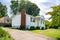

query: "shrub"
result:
(45, 27), (47, 29)
(57, 37), (60, 40)
(30, 26), (36, 30)
(0, 28), (7, 37)
(19, 25), (25, 30)
(58, 27), (60, 29)
(0, 27), (13, 40)
(4, 24), (12, 27)
(49, 25), (59, 29)
(36, 26), (40, 29)
(41, 27), (44, 30)
(53, 26), (58, 29)
(49, 26), (53, 28)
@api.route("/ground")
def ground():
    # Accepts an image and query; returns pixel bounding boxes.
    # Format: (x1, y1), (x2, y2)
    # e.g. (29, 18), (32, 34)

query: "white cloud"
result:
(29, 0), (47, 3)
(29, 0), (60, 20)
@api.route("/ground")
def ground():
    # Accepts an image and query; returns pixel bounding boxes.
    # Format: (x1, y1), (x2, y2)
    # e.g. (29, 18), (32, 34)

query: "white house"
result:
(12, 10), (45, 29)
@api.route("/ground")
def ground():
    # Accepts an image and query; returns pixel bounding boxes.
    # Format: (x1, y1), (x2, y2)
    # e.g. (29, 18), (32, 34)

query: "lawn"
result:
(29, 29), (60, 40)
(29, 30), (43, 33)
(44, 29), (60, 38)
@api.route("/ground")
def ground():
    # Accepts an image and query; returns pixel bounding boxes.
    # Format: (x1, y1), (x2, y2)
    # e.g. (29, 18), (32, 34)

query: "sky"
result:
(0, 0), (60, 20)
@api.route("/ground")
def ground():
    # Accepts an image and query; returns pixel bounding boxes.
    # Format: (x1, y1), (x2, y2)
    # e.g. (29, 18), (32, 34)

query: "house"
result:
(12, 10), (45, 29)
(0, 16), (11, 26)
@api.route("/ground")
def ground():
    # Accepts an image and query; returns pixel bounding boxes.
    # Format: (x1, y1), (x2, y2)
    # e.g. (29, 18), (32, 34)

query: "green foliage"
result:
(25, 1), (40, 16)
(4, 24), (12, 27)
(19, 25), (25, 30)
(29, 29), (60, 40)
(57, 37), (60, 40)
(47, 5), (60, 28)
(0, 27), (13, 40)
(10, 0), (40, 16)
(36, 26), (40, 29)
(53, 26), (58, 29)
(41, 27), (44, 30)
(45, 20), (52, 29)
(30, 26), (36, 30)
(0, 2), (7, 18)
(0, 28), (7, 37)
(10, 1), (18, 14)
(44, 29), (60, 40)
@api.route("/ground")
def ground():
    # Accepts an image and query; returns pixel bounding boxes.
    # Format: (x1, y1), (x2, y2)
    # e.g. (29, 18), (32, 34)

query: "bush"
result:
(36, 26), (40, 29)
(49, 25), (59, 29)
(45, 27), (47, 29)
(30, 26), (36, 30)
(53, 26), (58, 29)
(49, 26), (58, 29)
(0, 27), (13, 40)
(4, 24), (12, 27)
(41, 27), (44, 30)
(58, 27), (60, 29)
(19, 25), (25, 30)
(0, 28), (7, 37)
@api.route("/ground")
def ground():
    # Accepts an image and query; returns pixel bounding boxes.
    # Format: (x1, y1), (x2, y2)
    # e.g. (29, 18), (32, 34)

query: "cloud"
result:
(29, 0), (60, 20)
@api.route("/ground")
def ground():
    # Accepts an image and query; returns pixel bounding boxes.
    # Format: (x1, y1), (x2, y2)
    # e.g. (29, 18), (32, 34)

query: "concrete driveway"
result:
(4, 28), (55, 40)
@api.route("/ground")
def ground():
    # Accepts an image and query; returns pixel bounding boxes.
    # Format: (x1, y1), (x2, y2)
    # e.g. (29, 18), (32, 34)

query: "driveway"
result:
(4, 28), (55, 40)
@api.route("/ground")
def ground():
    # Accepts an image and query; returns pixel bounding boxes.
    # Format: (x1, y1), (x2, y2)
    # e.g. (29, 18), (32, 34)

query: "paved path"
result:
(3, 28), (55, 40)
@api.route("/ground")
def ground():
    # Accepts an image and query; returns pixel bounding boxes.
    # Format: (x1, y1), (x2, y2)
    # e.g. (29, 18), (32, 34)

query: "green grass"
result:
(0, 27), (14, 40)
(44, 29), (60, 40)
(29, 29), (60, 40)
(29, 30), (43, 33)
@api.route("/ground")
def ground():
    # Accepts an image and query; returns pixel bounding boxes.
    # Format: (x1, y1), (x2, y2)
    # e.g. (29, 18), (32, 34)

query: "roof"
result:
(0, 17), (4, 23)
(0, 16), (10, 23)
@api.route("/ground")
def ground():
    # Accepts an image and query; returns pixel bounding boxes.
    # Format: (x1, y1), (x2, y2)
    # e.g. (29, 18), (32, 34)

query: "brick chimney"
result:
(21, 9), (26, 29)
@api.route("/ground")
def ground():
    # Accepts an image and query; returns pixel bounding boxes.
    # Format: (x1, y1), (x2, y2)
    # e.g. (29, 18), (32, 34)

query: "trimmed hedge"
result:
(30, 26), (36, 30)
(19, 25), (25, 30)
(4, 24), (12, 27)
(36, 26), (40, 29)
(49, 26), (58, 29)
(41, 27), (44, 30)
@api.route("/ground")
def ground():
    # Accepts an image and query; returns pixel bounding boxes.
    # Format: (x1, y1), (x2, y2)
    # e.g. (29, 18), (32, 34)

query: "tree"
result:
(10, 0), (40, 16)
(47, 5), (60, 28)
(45, 20), (52, 29)
(0, 2), (7, 18)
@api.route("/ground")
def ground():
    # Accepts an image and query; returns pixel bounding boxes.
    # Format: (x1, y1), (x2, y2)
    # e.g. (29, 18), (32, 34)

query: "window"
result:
(33, 19), (35, 22)
(31, 17), (32, 22)
(41, 20), (42, 24)
(7, 19), (9, 22)
(41, 19), (43, 24)
(31, 17), (35, 22)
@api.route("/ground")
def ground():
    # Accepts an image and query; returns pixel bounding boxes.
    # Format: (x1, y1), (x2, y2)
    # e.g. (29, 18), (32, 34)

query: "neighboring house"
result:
(12, 10), (45, 29)
(0, 16), (11, 26)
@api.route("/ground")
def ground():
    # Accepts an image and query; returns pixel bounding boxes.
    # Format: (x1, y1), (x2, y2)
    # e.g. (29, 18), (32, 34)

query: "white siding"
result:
(40, 18), (45, 29)
(30, 21), (37, 27)
(26, 15), (31, 29)
(12, 14), (21, 28)
(12, 14), (45, 29)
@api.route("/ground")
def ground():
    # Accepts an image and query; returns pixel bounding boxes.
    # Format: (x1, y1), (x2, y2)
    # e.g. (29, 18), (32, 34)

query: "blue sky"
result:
(0, 0), (60, 20)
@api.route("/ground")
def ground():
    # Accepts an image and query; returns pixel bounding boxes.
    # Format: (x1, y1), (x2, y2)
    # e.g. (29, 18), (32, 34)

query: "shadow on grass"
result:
(57, 37), (60, 40)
